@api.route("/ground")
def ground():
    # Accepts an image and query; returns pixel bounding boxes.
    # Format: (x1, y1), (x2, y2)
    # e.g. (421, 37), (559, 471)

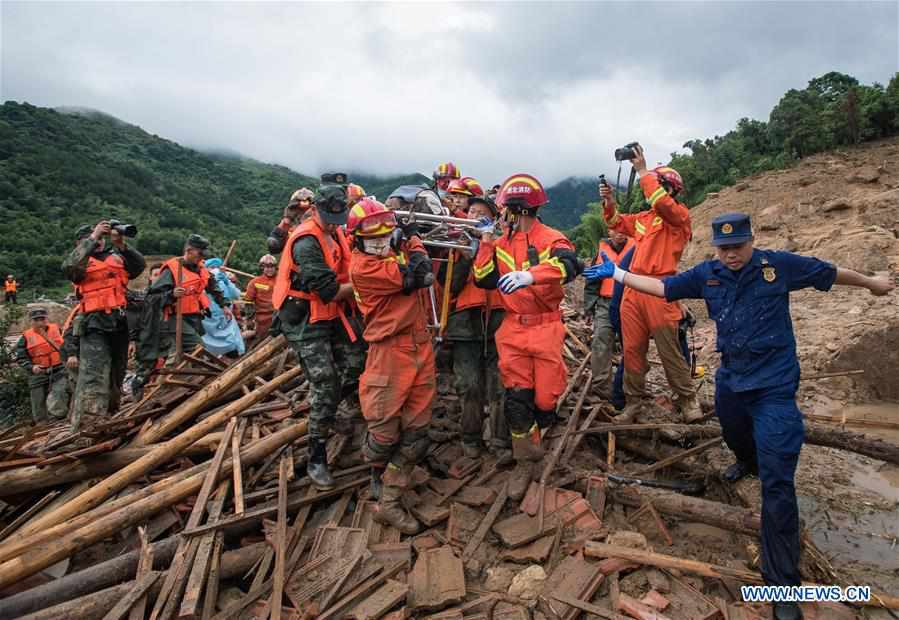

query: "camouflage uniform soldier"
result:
(15, 308), (70, 423)
(132, 235), (232, 399)
(63, 222), (145, 430)
(272, 182), (366, 490)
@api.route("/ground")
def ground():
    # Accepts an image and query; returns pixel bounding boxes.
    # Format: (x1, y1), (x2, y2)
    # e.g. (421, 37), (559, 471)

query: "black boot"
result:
(773, 602), (803, 620)
(307, 439), (335, 490)
(723, 460), (758, 482)
(369, 467), (383, 501)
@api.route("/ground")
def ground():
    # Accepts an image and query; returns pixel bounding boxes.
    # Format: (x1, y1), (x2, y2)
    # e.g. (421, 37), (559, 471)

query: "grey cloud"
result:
(2, 1), (897, 187)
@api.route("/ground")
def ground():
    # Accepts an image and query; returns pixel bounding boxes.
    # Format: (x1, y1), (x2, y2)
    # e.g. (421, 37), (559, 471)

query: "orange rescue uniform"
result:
(473, 221), (575, 415)
(607, 174), (694, 396)
(245, 273), (276, 341)
(350, 237), (435, 449)
(594, 238), (636, 298)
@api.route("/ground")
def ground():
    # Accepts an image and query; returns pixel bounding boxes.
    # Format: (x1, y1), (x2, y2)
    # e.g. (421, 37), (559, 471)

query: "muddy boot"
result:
(369, 467), (383, 501)
(462, 441), (483, 459)
(773, 602), (803, 620)
(306, 439), (335, 490)
(374, 479), (420, 535)
(508, 459), (535, 501)
(676, 395), (704, 423)
(615, 399), (644, 424)
(508, 426), (543, 501)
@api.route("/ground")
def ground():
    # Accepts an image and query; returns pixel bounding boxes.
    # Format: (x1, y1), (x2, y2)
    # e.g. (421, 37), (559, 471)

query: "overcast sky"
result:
(2, 1), (897, 186)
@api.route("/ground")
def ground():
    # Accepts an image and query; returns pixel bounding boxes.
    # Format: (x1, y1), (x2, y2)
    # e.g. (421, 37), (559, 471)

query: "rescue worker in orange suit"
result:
(583, 229), (635, 397)
(5, 275), (18, 304)
(273, 184), (366, 491)
(15, 307), (70, 423)
(346, 183), (367, 208)
(132, 235), (231, 401)
(473, 174), (582, 500)
(63, 221), (145, 430)
(348, 198), (436, 534)
(267, 187), (315, 254)
(600, 145), (702, 423)
(244, 254), (278, 344)
(438, 185), (509, 461)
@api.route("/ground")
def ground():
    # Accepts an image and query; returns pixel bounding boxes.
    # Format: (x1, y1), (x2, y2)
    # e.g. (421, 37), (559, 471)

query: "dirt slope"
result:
(680, 137), (899, 405)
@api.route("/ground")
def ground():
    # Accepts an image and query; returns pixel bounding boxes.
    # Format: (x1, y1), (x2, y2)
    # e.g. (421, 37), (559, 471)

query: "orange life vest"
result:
(162, 257), (210, 317)
(595, 238), (636, 298)
(454, 262), (504, 313)
(75, 254), (129, 314)
(24, 324), (63, 368)
(273, 218), (356, 339)
(4, 280), (16, 293)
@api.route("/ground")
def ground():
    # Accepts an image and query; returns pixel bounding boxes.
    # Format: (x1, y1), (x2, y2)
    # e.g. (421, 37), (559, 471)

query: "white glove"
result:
(498, 271), (535, 294)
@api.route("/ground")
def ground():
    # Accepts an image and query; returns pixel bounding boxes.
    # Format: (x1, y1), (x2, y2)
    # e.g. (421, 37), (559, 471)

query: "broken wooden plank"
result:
(270, 454), (290, 620)
(462, 482), (508, 561)
(179, 484), (228, 619)
(317, 562), (406, 620)
(635, 437), (720, 476)
(231, 419), (246, 515)
(348, 579), (409, 620)
(101, 572), (161, 620)
(129, 527), (154, 620)
(408, 546), (466, 612)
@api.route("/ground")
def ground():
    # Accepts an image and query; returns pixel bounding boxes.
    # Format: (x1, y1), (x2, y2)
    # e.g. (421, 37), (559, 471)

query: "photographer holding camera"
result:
(63, 220), (145, 430)
(596, 144), (701, 424)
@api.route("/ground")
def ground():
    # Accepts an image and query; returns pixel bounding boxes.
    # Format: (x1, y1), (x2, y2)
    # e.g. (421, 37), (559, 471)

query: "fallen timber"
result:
(0, 313), (897, 619)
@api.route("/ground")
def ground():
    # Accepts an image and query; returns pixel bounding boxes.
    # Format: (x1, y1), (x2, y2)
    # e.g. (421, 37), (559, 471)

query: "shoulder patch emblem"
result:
(762, 266), (776, 282)
(706, 279), (720, 286)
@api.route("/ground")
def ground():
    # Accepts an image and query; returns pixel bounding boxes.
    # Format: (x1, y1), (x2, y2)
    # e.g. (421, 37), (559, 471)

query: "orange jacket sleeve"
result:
(473, 238), (498, 284)
(640, 174), (690, 228)
(245, 277), (258, 301)
(609, 212), (638, 237)
(528, 236), (577, 285)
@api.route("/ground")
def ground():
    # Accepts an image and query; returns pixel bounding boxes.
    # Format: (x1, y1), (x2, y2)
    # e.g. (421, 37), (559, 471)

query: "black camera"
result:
(320, 172), (348, 185)
(108, 219), (138, 237)
(614, 142), (640, 162)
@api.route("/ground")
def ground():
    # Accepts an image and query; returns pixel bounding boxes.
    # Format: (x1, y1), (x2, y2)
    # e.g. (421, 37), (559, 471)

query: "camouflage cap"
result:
(186, 234), (212, 257)
(30, 307), (49, 320)
(75, 224), (93, 240)
(288, 187), (314, 208)
(314, 184), (349, 225)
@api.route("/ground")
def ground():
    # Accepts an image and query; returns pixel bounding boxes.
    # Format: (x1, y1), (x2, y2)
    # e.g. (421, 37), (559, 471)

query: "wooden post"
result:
(0, 421), (308, 590)
(270, 455), (289, 620)
(175, 261), (184, 363)
(135, 335), (285, 445)
(439, 250), (455, 339)
(6, 364), (300, 544)
(222, 240), (237, 266)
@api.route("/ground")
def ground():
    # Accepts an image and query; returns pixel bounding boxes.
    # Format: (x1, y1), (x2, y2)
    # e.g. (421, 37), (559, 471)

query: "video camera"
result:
(108, 219), (138, 237)
(614, 142), (640, 162)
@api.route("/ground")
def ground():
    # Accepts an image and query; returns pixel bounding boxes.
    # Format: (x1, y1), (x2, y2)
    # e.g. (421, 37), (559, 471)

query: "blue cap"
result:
(711, 212), (753, 246)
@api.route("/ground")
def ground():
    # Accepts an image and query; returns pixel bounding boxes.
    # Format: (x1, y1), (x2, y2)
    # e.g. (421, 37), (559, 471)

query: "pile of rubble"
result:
(0, 320), (897, 620)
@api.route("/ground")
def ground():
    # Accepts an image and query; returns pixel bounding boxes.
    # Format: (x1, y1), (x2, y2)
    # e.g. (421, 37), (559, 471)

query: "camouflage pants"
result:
(453, 339), (507, 449)
(29, 368), (69, 423)
(285, 328), (367, 442)
(134, 317), (203, 390)
(74, 329), (129, 429)
(590, 297), (614, 393)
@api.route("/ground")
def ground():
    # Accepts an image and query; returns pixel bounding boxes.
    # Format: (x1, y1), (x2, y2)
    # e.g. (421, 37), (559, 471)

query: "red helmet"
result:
(496, 173), (548, 213)
(652, 166), (684, 196)
(446, 178), (473, 196)
(346, 183), (366, 205)
(346, 198), (397, 238)
(433, 162), (460, 190)
(459, 176), (484, 197)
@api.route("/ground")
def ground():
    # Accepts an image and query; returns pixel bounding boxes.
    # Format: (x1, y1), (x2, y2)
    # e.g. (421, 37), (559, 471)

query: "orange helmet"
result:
(458, 176), (484, 197)
(346, 198), (397, 238)
(446, 178), (473, 196)
(652, 166), (684, 196)
(496, 173), (548, 214)
(346, 183), (366, 205)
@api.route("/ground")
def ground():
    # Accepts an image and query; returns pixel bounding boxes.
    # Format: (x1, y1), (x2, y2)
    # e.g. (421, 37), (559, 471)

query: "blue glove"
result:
(498, 271), (534, 294)
(583, 252), (616, 282)
(475, 217), (495, 234)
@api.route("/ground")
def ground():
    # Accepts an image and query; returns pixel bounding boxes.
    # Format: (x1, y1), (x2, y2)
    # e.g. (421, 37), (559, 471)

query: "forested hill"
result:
(0, 102), (429, 291)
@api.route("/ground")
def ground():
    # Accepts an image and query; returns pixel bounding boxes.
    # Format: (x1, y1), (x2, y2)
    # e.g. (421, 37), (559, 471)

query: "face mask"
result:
(363, 237), (391, 257)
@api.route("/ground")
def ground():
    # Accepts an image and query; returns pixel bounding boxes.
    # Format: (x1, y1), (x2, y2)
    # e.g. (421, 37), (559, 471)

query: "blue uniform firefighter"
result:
(584, 212), (894, 620)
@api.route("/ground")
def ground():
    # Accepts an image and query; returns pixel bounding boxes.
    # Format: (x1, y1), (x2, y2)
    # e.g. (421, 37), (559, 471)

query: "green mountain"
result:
(540, 176), (599, 230)
(0, 102), (426, 293)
